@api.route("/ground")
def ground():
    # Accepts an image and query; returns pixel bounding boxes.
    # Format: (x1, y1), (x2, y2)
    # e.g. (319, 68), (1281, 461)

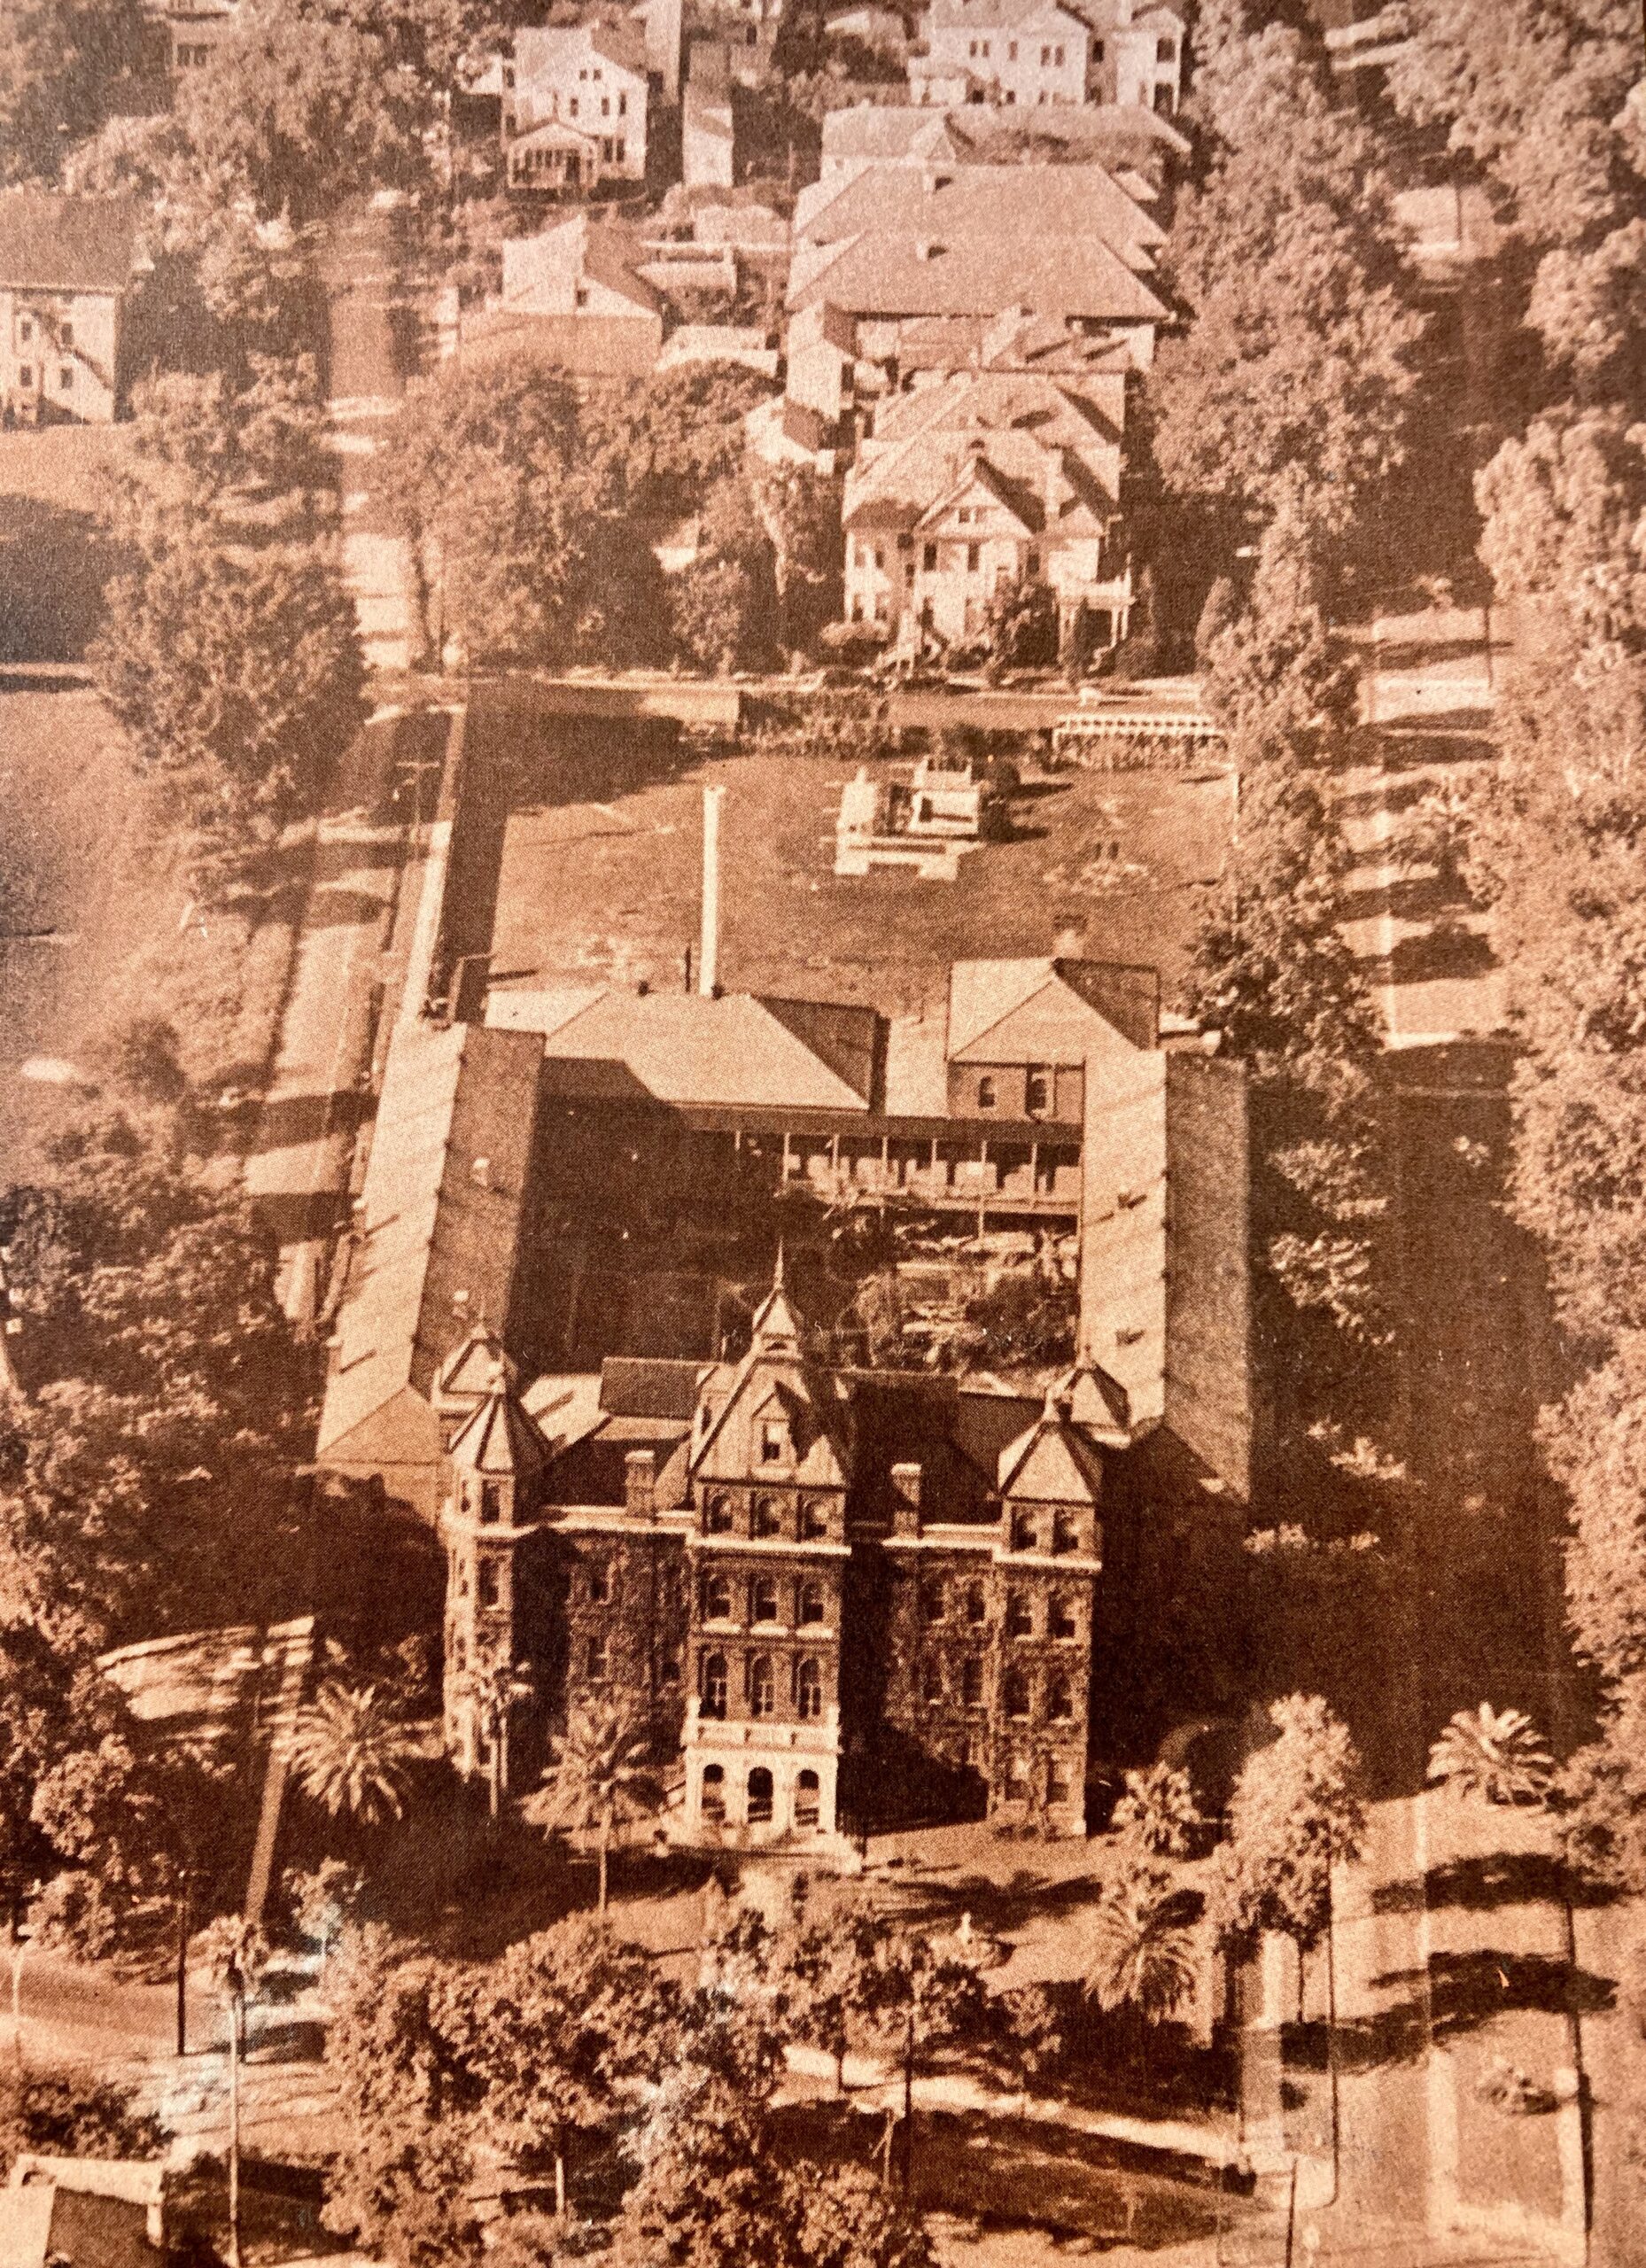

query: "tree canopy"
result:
(0, 0), (151, 186)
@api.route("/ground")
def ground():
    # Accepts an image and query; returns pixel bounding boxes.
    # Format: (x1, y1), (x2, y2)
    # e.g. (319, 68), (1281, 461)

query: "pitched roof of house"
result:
(947, 957), (1158, 1060)
(0, 192), (144, 293)
(928, 0), (1084, 28)
(513, 989), (881, 1114)
(788, 213), (1169, 325)
(795, 160), (1163, 272)
(819, 97), (1185, 167)
(515, 20), (648, 79)
(317, 1022), (542, 1459)
(692, 1274), (853, 1486)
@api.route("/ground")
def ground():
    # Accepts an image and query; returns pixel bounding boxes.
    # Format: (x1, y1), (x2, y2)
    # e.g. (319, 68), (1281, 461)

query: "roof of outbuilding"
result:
(0, 192), (144, 292)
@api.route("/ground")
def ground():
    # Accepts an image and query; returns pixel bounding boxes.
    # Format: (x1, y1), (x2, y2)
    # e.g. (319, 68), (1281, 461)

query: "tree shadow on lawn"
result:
(0, 493), (126, 662)
(1387, 924), (1497, 983)
(870, 1863), (1114, 1938)
(1371, 1951), (1614, 2039)
(771, 2101), (1229, 2250)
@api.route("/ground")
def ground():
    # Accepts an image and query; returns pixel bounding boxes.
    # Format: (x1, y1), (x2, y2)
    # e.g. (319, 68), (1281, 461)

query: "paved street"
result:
(322, 204), (417, 674)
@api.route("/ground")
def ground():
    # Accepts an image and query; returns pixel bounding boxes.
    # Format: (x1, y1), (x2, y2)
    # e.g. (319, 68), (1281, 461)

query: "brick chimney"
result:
(625, 1449), (657, 1519)
(890, 1460), (923, 1537)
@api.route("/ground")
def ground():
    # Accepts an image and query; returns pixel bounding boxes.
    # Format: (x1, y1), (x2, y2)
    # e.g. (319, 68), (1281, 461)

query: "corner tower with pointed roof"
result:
(440, 1371), (553, 1796)
(681, 1257), (852, 1845)
(989, 1385), (1104, 1835)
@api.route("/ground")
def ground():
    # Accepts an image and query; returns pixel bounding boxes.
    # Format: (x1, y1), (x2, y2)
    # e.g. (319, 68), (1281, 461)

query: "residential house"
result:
(1084, 0), (1183, 113)
(157, 0), (239, 74)
(0, 192), (146, 426)
(909, 0), (1091, 106)
(454, 215), (664, 375)
(504, 24), (649, 189)
(841, 366), (1133, 649)
(787, 161), (1170, 371)
(0, 2157), (167, 2267)
(683, 40), (737, 185)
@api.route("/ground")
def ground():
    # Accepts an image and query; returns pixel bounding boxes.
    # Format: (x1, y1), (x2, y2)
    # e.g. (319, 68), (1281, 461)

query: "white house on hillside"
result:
(911, 0), (1091, 106)
(504, 24), (649, 188)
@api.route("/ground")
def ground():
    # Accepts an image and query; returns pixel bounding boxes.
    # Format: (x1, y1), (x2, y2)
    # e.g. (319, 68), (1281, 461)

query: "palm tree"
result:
(1085, 1864), (1198, 2032)
(525, 1695), (661, 1915)
(462, 1659), (537, 1820)
(1112, 1764), (1206, 1860)
(1427, 1704), (1555, 1808)
(286, 1682), (421, 1829)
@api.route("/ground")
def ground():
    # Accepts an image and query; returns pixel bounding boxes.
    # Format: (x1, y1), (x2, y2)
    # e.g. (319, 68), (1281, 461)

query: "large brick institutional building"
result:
(321, 928), (1255, 1845)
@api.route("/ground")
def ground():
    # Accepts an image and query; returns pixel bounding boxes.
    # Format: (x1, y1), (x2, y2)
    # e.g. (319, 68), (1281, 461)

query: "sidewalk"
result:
(243, 712), (411, 1317)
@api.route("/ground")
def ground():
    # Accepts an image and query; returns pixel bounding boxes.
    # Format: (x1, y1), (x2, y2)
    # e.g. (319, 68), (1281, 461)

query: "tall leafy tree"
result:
(1154, 4), (1425, 548)
(1209, 1694), (1365, 2013)
(0, 0), (150, 185)
(470, 1915), (671, 2218)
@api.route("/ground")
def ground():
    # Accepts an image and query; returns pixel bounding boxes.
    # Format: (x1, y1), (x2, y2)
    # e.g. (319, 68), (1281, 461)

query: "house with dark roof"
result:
(0, 192), (146, 425)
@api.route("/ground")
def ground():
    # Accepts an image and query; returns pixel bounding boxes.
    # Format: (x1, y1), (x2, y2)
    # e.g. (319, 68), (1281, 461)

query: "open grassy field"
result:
(475, 692), (1234, 1021)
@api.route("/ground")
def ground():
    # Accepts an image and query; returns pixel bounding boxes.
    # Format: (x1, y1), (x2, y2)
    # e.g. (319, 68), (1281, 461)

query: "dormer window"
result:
(1011, 1510), (1036, 1552)
(479, 1480), (503, 1524)
(977, 1075), (998, 1111)
(760, 1419), (788, 1464)
(1052, 1509), (1078, 1555)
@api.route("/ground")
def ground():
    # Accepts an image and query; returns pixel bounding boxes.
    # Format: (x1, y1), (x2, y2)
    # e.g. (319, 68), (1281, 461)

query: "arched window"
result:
(753, 1495), (782, 1538)
(1027, 1068), (1051, 1117)
(705, 1494), (734, 1534)
(748, 1765), (774, 1821)
(796, 1656), (823, 1720)
(795, 1768), (820, 1828)
(1012, 1510), (1036, 1552)
(961, 1656), (983, 1706)
(1005, 1588), (1033, 1638)
(977, 1074), (998, 1111)
(1047, 1676), (1073, 1721)
(586, 1559), (609, 1603)
(922, 1657), (944, 1703)
(921, 1577), (946, 1622)
(797, 1581), (826, 1627)
(748, 1655), (776, 1717)
(965, 1583), (987, 1626)
(1052, 1510), (1078, 1556)
(1050, 1593), (1077, 1641)
(586, 1635), (608, 1682)
(750, 1575), (780, 1625)
(702, 1572), (733, 1621)
(801, 1497), (829, 1539)
(1004, 1666), (1030, 1719)
(701, 1652), (728, 1719)
(702, 1763), (726, 1820)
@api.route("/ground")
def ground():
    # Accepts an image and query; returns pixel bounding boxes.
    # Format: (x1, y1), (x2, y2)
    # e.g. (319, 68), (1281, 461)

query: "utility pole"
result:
(227, 1956), (245, 2268)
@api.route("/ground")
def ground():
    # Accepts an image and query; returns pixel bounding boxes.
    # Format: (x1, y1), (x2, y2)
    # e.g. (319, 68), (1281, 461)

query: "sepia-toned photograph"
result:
(0, 0), (1641, 2261)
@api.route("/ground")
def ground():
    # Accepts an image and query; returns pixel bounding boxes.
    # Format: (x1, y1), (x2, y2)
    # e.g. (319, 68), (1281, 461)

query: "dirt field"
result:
(476, 696), (1234, 1022)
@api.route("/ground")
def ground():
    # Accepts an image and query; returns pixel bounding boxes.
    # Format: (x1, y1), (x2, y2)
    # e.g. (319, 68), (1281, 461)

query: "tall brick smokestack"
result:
(699, 783), (724, 997)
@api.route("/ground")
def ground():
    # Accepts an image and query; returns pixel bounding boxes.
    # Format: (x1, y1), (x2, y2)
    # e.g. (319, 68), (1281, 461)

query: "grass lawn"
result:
(473, 690), (1232, 1021)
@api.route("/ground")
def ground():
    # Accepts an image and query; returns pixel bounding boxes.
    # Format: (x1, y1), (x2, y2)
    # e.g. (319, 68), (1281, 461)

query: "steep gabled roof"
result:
(946, 958), (1153, 1062)
(0, 192), (144, 293)
(998, 1393), (1107, 1502)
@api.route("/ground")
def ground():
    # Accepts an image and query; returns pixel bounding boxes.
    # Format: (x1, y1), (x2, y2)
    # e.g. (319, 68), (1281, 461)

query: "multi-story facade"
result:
(911, 0), (1091, 106)
(503, 26), (650, 188)
(432, 1269), (1129, 1844)
(0, 193), (145, 427)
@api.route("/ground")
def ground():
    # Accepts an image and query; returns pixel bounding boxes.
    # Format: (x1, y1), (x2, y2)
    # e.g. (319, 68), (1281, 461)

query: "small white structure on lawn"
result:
(835, 755), (998, 879)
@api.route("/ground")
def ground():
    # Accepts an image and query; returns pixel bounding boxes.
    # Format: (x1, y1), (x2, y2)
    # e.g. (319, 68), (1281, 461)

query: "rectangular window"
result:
(478, 1561), (501, 1606)
(922, 542), (937, 571)
(967, 544), (980, 573)
(616, 137), (625, 162)
(1040, 43), (1051, 62)
(761, 1420), (786, 1463)
(1007, 39), (1016, 58)
(569, 95), (578, 114)
(59, 322), (73, 349)
(618, 90), (627, 114)
(18, 320), (30, 343)
(602, 96), (609, 114)
(1053, 43), (1064, 64)
(58, 367), (72, 390)
(18, 365), (30, 387)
